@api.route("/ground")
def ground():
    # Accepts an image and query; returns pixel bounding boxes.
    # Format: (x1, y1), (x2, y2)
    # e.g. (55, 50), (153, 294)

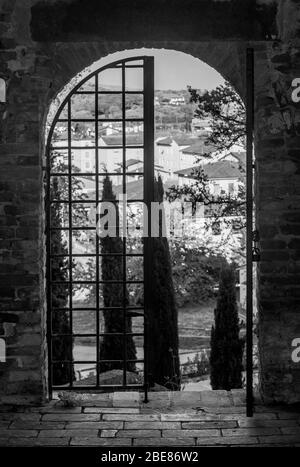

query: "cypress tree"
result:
(100, 175), (136, 372)
(210, 264), (244, 390)
(147, 176), (180, 390)
(50, 169), (74, 385)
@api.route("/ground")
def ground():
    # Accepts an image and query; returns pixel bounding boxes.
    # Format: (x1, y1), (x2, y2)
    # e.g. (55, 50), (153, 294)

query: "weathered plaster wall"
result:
(0, 0), (300, 404)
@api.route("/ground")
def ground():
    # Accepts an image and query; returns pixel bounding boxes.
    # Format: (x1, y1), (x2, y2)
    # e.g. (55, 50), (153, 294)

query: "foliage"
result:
(70, 85), (194, 132)
(99, 175), (136, 372)
(210, 265), (244, 390)
(181, 351), (210, 378)
(50, 164), (74, 385)
(188, 81), (245, 153)
(170, 241), (227, 307)
(167, 82), (246, 254)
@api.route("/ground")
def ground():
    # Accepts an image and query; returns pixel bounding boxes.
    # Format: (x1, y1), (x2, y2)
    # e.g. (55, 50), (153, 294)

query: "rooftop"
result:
(175, 161), (243, 180)
(157, 135), (199, 147)
(102, 134), (143, 146)
(181, 142), (215, 156)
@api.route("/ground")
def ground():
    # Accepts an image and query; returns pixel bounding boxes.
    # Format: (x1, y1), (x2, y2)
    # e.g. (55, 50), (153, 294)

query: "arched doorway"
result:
(46, 49), (254, 414)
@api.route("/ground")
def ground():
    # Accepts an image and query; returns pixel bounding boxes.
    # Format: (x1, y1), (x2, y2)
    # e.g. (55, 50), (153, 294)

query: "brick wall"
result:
(255, 14), (300, 401)
(0, 0), (299, 404)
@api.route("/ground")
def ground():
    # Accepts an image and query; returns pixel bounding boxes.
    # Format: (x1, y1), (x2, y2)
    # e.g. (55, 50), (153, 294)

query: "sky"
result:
(90, 48), (225, 91)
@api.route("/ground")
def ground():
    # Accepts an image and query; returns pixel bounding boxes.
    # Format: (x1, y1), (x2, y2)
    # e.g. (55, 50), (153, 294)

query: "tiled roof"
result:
(102, 134), (143, 146)
(172, 135), (198, 146)
(174, 161), (243, 180)
(156, 136), (173, 146)
(181, 142), (215, 156)
(230, 151), (246, 168)
(113, 178), (175, 200)
(156, 135), (199, 147)
(125, 158), (143, 168)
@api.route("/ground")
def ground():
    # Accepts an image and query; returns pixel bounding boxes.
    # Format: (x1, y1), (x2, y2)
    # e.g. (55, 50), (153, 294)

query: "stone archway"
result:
(44, 43), (249, 397)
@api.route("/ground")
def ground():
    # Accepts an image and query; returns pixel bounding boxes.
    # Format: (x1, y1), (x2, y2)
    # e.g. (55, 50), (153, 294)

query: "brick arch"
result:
(46, 41), (245, 114)
(43, 41), (248, 154)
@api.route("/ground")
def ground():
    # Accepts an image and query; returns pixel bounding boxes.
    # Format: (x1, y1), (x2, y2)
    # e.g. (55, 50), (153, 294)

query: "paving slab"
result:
(258, 435), (300, 445)
(38, 429), (100, 438)
(113, 392), (140, 407)
(0, 429), (38, 438)
(84, 407), (140, 414)
(196, 436), (259, 445)
(200, 390), (232, 407)
(222, 427), (281, 437)
(8, 437), (70, 446)
(103, 414), (160, 421)
(0, 390), (299, 447)
(238, 418), (299, 428)
(42, 413), (100, 422)
(134, 437), (196, 446)
(182, 421), (238, 429)
(117, 429), (161, 438)
(125, 421), (181, 430)
(163, 429), (220, 438)
(70, 437), (132, 446)
(66, 421), (123, 429)
(9, 422), (66, 430)
(100, 430), (118, 437)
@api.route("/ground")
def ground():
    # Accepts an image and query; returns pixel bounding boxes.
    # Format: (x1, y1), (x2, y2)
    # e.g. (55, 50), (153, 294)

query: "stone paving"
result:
(0, 390), (300, 447)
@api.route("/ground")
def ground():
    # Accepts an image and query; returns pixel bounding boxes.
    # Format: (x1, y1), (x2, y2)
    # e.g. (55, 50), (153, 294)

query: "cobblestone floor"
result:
(0, 390), (300, 447)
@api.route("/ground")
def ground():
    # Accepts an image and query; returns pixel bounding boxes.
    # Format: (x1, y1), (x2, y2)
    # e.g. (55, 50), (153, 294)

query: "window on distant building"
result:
(212, 221), (221, 236)
(214, 184), (221, 195)
(0, 338), (5, 362)
(228, 183), (234, 194)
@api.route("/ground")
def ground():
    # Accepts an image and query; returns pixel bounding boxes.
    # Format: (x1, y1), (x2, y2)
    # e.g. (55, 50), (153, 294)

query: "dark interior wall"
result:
(30, 0), (278, 42)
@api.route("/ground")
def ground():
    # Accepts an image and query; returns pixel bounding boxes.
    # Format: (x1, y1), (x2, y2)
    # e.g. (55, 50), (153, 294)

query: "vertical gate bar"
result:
(46, 124), (53, 399)
(143, 56), (155, 403)
(122, 62), (127, 387)
(246, 48), (254, 417)
(68, 99), (74, 388)
(95, 73), (100, 388)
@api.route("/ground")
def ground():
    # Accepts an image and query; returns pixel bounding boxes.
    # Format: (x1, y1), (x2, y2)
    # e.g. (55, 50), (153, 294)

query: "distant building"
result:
(217, 151), (246, 171)
(169, 96), (185, 106)
(155, 135), (201, 177)
(191, 118), (212, 136)
(174, 160), (243, 196)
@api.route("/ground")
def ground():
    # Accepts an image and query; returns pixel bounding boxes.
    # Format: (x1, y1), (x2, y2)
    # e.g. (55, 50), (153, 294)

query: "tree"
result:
(167, 82), (247, 257)
(99, 175), (136, 372)
(188, 81), (245, 153)
(210, 265), (244, 390)
(170, 242), (227, 307)
(50, 169), (74, 386)
(147, 176), (180, 390)
(50, 153), (96, 384)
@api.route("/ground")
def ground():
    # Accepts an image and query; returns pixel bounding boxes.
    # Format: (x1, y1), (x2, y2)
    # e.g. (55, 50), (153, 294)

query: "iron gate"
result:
(246, 48), (254, 417)
(46, 57), (154, 398)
